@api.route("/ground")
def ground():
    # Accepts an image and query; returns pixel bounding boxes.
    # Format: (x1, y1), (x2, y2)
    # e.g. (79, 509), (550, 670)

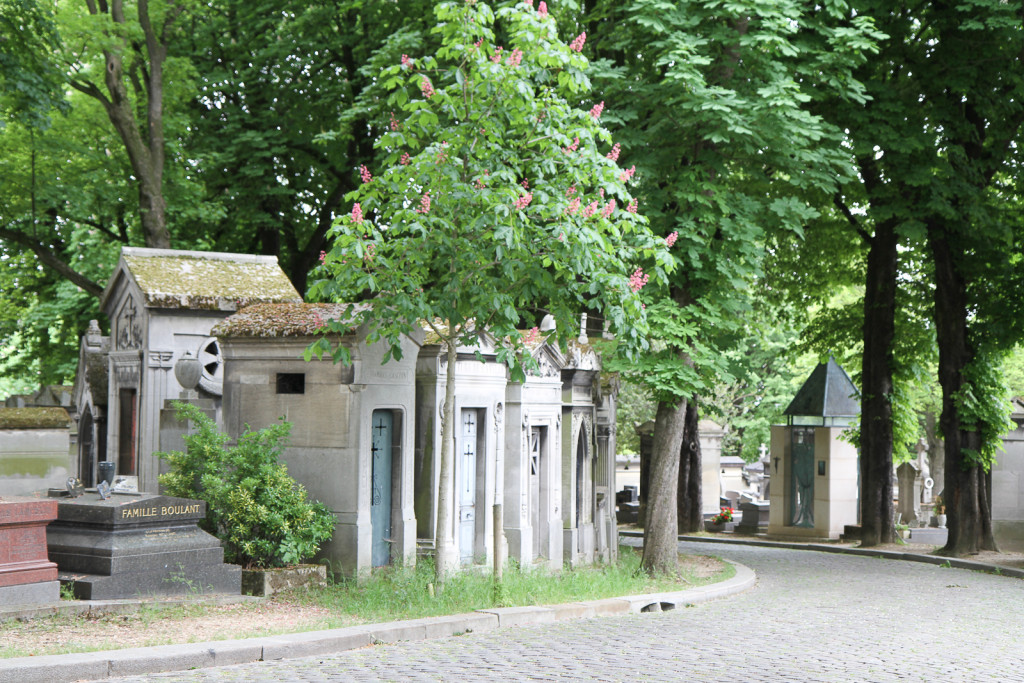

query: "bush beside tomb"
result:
(156, 402), (335, 572)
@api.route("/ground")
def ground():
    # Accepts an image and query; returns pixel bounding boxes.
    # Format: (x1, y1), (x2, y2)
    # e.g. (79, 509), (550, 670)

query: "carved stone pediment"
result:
(115, 297), (143, 351)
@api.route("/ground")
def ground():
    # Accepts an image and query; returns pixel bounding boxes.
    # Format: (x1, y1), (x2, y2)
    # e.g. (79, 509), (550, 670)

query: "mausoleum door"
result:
(530, 427), (543, 559)
(370, 411), (394, 567)
(576, 428), (590, 552)
(459, 409), (478, 565)
(117, 388), (138, 477)
(79, 410), (95, 487)
(789, 427), (815, 527)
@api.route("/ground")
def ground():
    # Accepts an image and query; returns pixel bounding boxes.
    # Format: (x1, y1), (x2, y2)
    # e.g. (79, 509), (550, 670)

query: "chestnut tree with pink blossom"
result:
(308, 0), (669, 590)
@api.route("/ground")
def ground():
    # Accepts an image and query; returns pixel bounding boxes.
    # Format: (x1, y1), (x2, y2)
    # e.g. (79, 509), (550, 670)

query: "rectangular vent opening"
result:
(276, 373), (306, 395)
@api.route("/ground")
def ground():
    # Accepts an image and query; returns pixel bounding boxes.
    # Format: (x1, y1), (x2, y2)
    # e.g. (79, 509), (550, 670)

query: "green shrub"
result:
(157, 402), (334, 569)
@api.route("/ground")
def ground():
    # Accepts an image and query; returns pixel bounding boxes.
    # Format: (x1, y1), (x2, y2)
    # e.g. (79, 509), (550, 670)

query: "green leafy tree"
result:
(157, 402), (335, 569)
(0, 0), (442, 387)
(310, 0), (668, 591)
(829, 0), (1024, 554)
(589, 0), (881, 573)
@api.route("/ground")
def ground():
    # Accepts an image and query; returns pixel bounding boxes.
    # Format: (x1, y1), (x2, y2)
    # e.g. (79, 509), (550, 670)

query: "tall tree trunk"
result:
(859, 218), (898, 546)
(677, 399), (703, 533)
(642, 398), (685, 575)
(931, 231), (998, 555)
(74, 0), (172, 248)
(434, 339), (457, 590)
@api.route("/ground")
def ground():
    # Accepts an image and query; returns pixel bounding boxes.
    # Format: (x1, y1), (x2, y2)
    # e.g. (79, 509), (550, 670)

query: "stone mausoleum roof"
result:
(102, 248), (302, 312)
(213, 303), (362, 338)
(784, 356), (860, 419)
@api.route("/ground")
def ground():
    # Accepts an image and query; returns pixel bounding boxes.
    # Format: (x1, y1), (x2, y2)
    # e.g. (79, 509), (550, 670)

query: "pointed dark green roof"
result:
(784, 357), (860, 418)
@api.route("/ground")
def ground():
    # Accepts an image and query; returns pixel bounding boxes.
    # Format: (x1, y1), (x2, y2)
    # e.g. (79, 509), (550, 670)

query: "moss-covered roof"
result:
(212, 303), (363, 338)
(119, 248), (302, 310)
(0, 407), (72, 430)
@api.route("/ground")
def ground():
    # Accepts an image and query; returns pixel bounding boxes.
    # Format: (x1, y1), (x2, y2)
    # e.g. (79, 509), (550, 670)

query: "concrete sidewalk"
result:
(0, 560), (756, 683)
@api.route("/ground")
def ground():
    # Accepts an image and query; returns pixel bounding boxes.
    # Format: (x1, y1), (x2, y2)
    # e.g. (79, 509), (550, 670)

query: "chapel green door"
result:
(371, 411), (393, 567)
(789, 427), (815, 527)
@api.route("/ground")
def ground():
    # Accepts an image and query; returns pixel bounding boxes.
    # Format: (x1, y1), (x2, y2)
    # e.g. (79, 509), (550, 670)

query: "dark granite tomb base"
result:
(46, 493), (240, 600)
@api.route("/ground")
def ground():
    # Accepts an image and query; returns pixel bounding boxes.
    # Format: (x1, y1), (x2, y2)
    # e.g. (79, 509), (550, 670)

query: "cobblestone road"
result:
(107, 541), (1024, 682)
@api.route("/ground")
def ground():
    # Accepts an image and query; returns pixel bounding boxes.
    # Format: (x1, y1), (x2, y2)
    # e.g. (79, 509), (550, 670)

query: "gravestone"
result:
(896, 461), (920, 526)
(0, 497), (59, 605)
(46, 492), (240, 599)
(736, 500), (770, 535)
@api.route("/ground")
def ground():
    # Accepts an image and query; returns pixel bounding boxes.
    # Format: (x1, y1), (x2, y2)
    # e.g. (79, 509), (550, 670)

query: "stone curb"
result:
(618, 529), (1024, 580)
(0, 560), (755, 683)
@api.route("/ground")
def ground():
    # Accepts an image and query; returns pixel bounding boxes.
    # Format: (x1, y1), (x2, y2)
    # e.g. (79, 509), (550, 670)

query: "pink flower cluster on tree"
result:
(629, 267), (650, 293)
(351, 203), (364, 224)
(417, 192), (431, 214)
(420, 78), (435, 98)
(359, 165), (372, 183)
(665, 231), (678, 247)
(569, 32), (586, 52)
(507, 48), (523, 67)
(514, 192), (533, 210)
(589, 101), (604, 119)
(607, 143), (620, 161)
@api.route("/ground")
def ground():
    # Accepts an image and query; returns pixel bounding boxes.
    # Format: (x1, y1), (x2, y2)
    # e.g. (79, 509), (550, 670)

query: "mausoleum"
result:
(503, 335), (566, 569)
(74, 247), (301, 492)
(767, 357), (860, 540)
(414, 325), (508, 569)
(214, 303), (422, 576)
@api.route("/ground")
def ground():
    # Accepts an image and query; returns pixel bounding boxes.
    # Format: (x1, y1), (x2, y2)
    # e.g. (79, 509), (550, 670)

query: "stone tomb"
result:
(0, 497), (60, 605)
(46, 493), (240, 599)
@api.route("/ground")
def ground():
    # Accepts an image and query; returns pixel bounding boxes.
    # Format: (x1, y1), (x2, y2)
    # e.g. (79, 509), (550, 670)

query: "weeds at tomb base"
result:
(0, 547), (732, 659)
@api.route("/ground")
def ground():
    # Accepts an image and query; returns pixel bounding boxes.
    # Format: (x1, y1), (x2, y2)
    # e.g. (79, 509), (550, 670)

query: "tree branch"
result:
(833, 194), (871, 244)
(0, 225), (104, 296)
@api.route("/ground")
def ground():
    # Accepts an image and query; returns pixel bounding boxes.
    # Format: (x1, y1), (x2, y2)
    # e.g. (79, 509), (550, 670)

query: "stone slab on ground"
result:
(0, 580), (59, 606)
(909, 526), (948, 544)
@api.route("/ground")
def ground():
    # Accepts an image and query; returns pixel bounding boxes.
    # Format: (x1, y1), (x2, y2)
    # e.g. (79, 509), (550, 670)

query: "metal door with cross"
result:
(459, 410), (478, 565)
(370, 411), (393, 567)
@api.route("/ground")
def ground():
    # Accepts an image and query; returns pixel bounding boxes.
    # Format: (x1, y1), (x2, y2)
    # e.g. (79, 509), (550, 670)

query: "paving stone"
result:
(59, 540), (1024, 681)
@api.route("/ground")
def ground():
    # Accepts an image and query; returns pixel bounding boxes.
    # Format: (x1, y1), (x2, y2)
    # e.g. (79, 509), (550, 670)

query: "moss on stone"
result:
(0, 408), (72, 430)
(213, 303), (362, 338)
(123, 252), (302, 310)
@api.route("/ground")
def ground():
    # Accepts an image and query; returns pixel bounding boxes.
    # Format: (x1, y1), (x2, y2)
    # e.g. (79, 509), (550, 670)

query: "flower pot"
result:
(707, 521), (735, 533)
(936, 514), (947, 529)
(241, 564), (327, 596)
